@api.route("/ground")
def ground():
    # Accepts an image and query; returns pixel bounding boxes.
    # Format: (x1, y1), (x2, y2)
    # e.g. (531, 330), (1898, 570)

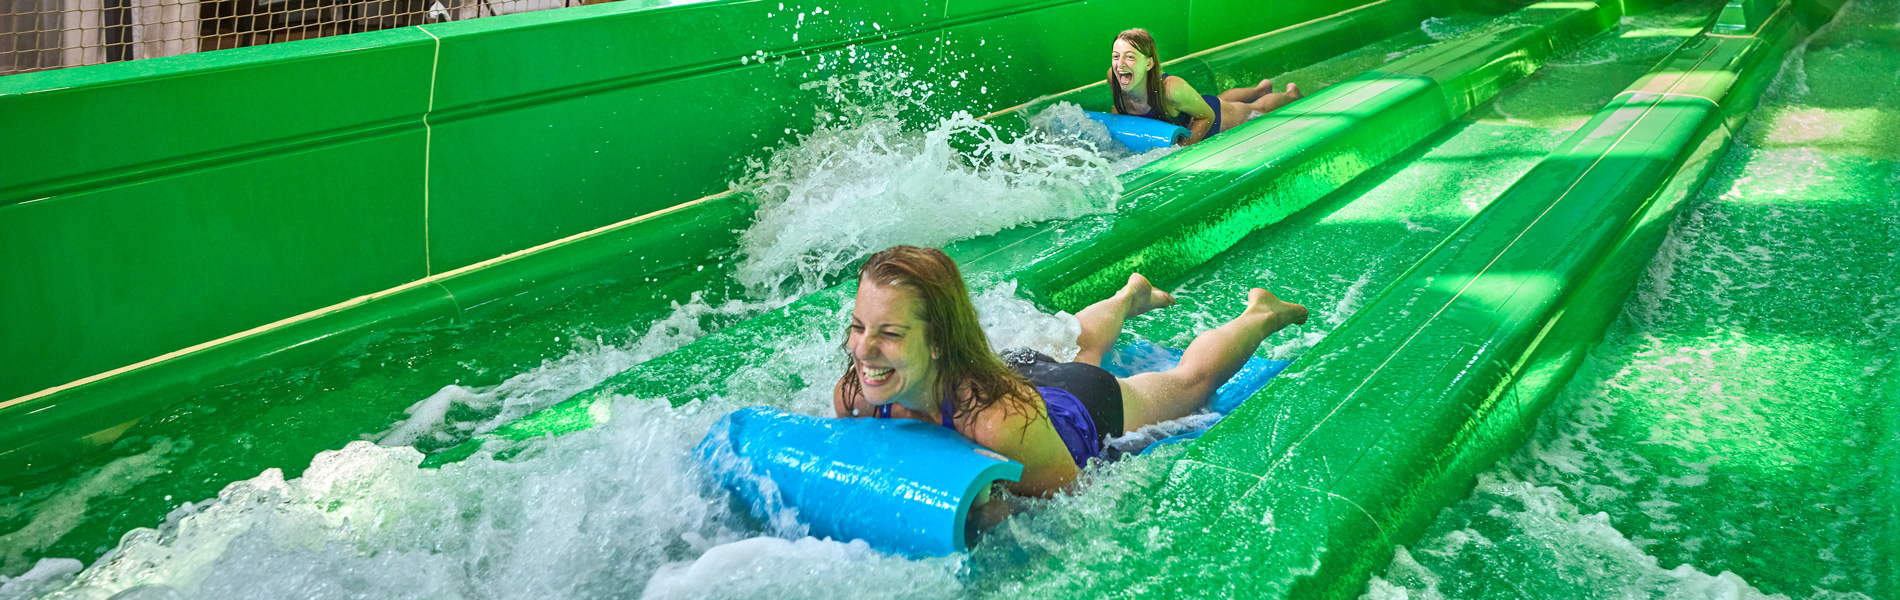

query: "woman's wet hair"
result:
(839, 245), (1037, 425)
(1108, 28), (1169, 118)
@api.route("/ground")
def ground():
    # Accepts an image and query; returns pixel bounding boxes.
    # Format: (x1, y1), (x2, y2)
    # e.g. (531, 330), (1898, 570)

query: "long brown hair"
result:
(1108, 28), (1170, 118)
(838, 246), (1038, 426)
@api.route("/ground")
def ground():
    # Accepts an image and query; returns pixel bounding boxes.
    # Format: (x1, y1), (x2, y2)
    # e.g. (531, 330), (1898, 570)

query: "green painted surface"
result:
(0, 0), (1332, 419)
(2, 0), (1885, 597)
(1368, 0), (1900, 595)
(0, 0), (1390, 477)
(453, 0), (1611, 459)
(0, 194), (751, 477)
(1071, 2), (1816, 597)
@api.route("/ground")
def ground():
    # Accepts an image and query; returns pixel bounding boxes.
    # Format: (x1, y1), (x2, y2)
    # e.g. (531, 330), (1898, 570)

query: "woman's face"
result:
(849, 279), (940, 411)
(1111, 39), (1151, 92)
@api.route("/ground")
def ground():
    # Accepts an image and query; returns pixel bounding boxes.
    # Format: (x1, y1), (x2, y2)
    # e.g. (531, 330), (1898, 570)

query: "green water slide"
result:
(0, 0), (1850, 594)
(1097, 0), (1830, 596)
(0, 0), (1447, 477)
(446, 0), (1624, 457)
(0, 0), (1483, 572)
(1370, 0), (1899, 593)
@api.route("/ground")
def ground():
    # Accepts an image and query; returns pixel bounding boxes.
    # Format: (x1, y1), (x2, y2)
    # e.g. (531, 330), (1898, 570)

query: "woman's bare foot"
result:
(1243, 288), (1308, 330)
(1121, 273), (1176, 318)
(1248, 79), (1275, 101)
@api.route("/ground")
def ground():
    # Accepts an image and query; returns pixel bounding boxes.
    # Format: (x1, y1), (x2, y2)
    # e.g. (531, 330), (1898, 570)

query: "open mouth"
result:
(860, 365), (894, 386)
(1116, 70), (1134, 89)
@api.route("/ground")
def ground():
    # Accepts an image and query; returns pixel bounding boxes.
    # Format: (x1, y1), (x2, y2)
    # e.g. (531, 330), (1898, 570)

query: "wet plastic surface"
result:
(1121, 2), (1821, 597)
(1083, 112), (1190, 153)
(695, 407), (1022, 556)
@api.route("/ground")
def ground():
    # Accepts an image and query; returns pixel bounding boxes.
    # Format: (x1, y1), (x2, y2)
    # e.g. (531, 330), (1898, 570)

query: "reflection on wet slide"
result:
(1365, 0), (1900, 597)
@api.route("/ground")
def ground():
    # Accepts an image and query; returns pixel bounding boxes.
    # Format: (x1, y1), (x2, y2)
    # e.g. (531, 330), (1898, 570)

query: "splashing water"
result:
(372, 293), (778, 452)
(1367, 0), (1900, 594)
(1361, 476), (1790, 600)
(732, 80), (1122, 299)
(0, 282), (1109, 599)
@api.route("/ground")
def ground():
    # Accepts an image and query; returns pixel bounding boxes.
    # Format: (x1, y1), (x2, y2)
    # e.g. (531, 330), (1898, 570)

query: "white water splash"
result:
(0, 440), (181, 576)
(974, 281), (1082, 362)
(11, 281), (1111, 600)
(733, 79), (1122, 299)
(1360, 476), (1832, 600)
(371, 293), (777, 450)
(642, 537), (960, 600)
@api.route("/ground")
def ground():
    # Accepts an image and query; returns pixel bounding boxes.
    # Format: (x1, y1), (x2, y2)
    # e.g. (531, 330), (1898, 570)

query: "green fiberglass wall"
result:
(0, 0), (1405, 477)
(1137, 2), (1820, 597)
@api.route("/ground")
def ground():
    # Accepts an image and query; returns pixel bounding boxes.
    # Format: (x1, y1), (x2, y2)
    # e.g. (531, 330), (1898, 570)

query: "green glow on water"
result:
(1370, 0), (1900, 594)
(5, 0), (1895, 596)
(1621, 26), (1707, 37)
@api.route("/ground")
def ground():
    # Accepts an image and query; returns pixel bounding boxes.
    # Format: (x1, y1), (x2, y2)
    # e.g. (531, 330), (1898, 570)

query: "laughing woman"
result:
(1109, 28), (1306, 146)
(833, 246), (1307, 498)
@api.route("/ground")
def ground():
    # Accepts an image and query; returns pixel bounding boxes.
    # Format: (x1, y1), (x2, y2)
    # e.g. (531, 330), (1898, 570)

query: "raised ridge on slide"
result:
(2, 0), (1425, 479)
(431, 1), (1620, 465)
(2, 0), (1412, 479)
(1112, 2), (1818, 597)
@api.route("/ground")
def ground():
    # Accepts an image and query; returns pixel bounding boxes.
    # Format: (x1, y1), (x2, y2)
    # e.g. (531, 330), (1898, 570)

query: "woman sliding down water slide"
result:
(1109, 28), (1306, 145)
(832, 246), (1307, 502)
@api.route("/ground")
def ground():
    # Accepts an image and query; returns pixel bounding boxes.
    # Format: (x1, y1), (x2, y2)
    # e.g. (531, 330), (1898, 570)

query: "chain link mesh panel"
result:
(2, 0), (603, 75)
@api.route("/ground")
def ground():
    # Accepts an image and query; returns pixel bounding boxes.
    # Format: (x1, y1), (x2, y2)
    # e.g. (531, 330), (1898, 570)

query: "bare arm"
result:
(1165, 77), (1217, 145)
(967, 395), (1081, 498)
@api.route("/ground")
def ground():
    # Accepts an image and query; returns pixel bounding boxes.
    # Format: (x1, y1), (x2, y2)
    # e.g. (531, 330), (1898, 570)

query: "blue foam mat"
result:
(1084, 111), (1189, 153)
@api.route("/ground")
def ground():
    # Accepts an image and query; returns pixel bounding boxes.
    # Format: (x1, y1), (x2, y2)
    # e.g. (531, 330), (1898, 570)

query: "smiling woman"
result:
(1108, 28), (1308, 145)
(832, 246), (1308, 499)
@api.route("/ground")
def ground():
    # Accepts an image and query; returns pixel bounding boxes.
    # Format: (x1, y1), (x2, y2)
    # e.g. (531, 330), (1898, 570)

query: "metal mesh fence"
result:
(2, 0), (602, 75)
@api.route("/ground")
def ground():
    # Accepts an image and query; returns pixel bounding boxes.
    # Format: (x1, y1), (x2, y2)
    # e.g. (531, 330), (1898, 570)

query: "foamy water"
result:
(0, 276), (1156, 599)
(732, 77), (1125, 298)
(371, 293), (775, 453)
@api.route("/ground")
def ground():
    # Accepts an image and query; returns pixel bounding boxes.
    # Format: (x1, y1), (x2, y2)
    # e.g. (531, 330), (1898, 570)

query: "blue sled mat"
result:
(696, 341), (1289, 555)
(696, 407), (1022, 556)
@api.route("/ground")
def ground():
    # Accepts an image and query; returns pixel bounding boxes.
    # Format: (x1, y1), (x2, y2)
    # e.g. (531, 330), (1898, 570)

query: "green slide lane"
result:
(3, 0), (1415, 478)
(1369, 0), (1900, 596)
(0, 0), (1486, 573)
(2, 0), (1884, 597)
(453, 0), (1621, 459)
(1052, 1), (1829, 597)
(976, 0), (1757, 596)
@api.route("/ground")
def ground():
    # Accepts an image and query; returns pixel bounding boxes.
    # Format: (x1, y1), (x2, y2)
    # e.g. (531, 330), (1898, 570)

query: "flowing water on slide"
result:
(1364, 1), (1900, 598)
(9, 4), (1886, 598)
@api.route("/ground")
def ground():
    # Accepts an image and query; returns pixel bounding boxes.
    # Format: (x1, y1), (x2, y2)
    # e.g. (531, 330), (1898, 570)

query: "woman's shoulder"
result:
(1162, 75), (1200, 97)
(954, 379), (1045, 431)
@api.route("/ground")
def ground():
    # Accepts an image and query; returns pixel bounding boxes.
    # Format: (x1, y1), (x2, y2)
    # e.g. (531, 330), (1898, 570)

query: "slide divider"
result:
(1003, 0), (1621, 311)
(1133, 2), (1821, 597)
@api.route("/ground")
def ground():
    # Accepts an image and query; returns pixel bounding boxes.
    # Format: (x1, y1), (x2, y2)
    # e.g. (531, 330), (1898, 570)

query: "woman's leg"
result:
(1117, 288), (1307, 430)
(1246, 83), (1305, 113)
(1218, 79), (1275, 103)
(1072, 273), (1175, 367)
(1217, 84), (1308, 131)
